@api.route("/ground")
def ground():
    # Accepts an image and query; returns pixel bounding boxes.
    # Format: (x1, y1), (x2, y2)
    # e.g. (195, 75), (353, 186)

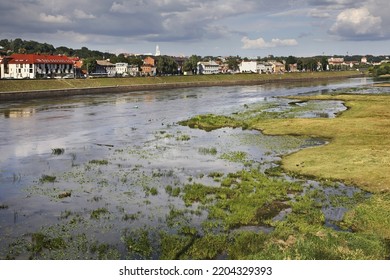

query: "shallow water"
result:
(0, 77), (374, 259)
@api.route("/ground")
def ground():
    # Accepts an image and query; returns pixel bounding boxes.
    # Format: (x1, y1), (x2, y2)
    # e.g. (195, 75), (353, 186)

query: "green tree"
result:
(225, 56), (240, 71)
(82, 58), (97, 74)
(157, 56), (178, 75)
(285, 56), (297, 71)
(183, 55), (200, 74)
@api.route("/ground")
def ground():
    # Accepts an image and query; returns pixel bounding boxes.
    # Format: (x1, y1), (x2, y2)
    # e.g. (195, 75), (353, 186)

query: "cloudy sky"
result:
(0, 0), (389, 57)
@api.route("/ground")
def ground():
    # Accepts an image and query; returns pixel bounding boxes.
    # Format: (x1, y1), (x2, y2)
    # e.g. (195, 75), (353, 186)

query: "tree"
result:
(225, 56), (240, 72)
(285, 56), (297, 71)
(320, 56), (329, 71)
(156, 56), (178, 75)
(82, 58), (97, 74)
(183, 55), (200, 74)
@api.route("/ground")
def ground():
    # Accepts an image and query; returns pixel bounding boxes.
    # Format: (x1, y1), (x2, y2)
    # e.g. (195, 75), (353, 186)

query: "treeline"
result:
(0, 38), (113, 59)
(370, 63), (390, 77)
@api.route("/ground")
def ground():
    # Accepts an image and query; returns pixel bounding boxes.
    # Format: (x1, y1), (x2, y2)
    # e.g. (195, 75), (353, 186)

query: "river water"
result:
(0, 77), (375, 259)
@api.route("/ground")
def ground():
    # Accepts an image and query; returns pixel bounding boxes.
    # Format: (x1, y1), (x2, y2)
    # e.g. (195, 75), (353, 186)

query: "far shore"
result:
(0, 71), (365, 101)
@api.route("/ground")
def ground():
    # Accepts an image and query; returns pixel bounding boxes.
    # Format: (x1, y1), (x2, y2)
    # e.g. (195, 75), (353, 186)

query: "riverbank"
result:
(179, 91), (390, 258)
(0, 71), (363, 101)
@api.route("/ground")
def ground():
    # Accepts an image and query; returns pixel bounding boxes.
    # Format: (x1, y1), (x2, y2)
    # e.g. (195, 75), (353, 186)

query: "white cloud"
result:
(329, 7), (383, 39)
(39, 13), (71, 23)
(73, 9), (96, 19)
(241, 36), (298, 49)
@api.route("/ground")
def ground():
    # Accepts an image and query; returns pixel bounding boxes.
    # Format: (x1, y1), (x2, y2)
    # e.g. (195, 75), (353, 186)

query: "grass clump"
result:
(39, 175), (56, 183)
(198, 147), (218, 155)
(51, 148), (65, 155)
(90, 208), (110, 220)
(89, 159), (109, 165)
(178, 114), (241, 131)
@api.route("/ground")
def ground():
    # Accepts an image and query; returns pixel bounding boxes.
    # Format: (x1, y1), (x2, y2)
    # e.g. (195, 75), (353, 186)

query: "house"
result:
(1, 53), (74, 79)
(115, 62), (128, 76)
(95, 60), (116, 76)
(239, 61), (258, 73)
(141, 56), (156, 76)
(270, 61), (286, 73)
(239, 61), (273, 73)
(127, 65), (140, 77)
(197, 60), (220, 74)
(68, 57), (83, 78)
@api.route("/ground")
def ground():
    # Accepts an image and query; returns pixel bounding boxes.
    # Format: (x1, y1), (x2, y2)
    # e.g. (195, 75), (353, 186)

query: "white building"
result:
(127, 65), (140, 76)
(1, 53), (74, 79)
(197, 60), (220, 74)
(239, 61), (258, 73)
(239, 61), (273, 73)
(115, 62), (128, 75)
(95, 60), (116, 76)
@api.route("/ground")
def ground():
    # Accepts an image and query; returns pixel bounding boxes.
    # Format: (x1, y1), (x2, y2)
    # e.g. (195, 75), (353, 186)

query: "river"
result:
(0, 77), (375, 259)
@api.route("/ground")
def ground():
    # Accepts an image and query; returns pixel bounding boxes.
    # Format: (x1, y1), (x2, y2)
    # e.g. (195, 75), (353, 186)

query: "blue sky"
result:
(0, 0), (389, 57)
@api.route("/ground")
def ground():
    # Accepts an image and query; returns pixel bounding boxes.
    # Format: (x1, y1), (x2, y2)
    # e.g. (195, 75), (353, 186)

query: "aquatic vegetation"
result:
(30, 232), (66, 256)
(51, 148), (65, 155)
(198, 147), (218, 155)
(122, 228), (153, 259)
(178, 114), (241, 131)
(90, 208), (110, 220)
(220, 151), (247, 163)
(165, 185), (181, 197)
(89, 159), (109, 165)
(176, 134), (191, 141)
(39, 174), (56, 183)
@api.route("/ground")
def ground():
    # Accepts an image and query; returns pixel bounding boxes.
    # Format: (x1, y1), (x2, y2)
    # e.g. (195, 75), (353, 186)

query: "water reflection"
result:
(3, 108), (36, 118)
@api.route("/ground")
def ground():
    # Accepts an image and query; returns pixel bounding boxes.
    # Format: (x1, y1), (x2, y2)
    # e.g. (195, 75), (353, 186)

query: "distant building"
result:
(141, 56), (156, 76)
(328, 57), (344, 66)
(270, 61), (286, 73)
(127, 65), (140, 76)
(1, 53), (74, 79)
(115, 62), (128, 75)
(155, 45), (161, 56)
(239, 61), (273, 73)
(239, 61), (258, 73)
(197, 60), (220, 74)
(95, 60), (116, 76)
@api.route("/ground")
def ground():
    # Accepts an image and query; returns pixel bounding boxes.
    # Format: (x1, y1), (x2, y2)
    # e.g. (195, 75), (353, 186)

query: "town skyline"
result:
(0, 1), (389, 57)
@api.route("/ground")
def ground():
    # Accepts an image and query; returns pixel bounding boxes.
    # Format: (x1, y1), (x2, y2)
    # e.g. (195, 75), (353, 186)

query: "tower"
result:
(155, 45), (161, 56)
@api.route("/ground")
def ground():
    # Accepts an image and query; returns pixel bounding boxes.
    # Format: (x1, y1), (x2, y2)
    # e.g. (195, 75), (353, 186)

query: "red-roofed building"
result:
(1, 53), (74, 79)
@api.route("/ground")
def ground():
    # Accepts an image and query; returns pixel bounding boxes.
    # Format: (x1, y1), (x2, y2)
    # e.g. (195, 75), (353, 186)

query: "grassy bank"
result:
(0, 71), (362, 93)
(253, 94), (390, 193)
(179, 91), (390, 258)
(181, 93), (390, 193)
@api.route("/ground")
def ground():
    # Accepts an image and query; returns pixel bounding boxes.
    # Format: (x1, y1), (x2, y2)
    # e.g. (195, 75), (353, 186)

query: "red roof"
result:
(5, 54), (73, 65)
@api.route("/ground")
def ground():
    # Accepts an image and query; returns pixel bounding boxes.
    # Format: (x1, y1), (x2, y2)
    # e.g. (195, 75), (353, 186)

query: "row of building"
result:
(0, 53), (289, 79)
(2, 53), (387, 79)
